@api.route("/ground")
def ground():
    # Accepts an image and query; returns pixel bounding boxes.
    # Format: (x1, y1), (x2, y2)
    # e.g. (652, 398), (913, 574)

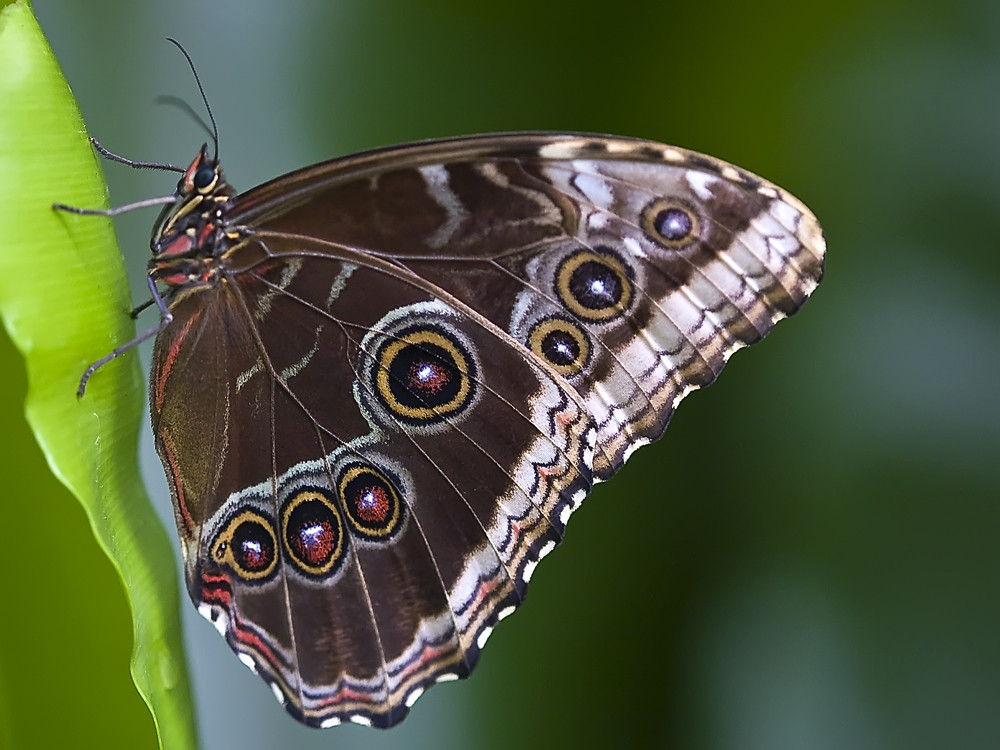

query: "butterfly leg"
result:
(53, 191), (178, 217)
(77, 275), (173, 397)
(88, 136), (183, 173)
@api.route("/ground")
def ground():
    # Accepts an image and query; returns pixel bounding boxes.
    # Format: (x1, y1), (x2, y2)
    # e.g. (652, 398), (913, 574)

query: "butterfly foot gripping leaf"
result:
(104, 132), (824, 728)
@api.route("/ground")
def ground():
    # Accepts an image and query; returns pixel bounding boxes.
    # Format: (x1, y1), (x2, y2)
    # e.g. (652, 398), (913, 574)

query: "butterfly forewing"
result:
(148, 133), (824, 727)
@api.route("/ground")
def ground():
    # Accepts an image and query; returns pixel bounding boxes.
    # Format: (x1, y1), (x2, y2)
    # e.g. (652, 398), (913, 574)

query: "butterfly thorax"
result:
(148, 145), (238, 296)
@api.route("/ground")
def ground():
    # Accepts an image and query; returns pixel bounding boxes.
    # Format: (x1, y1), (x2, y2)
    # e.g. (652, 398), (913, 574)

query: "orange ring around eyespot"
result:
(527, 316), (591, 377)
(212, 509), (279, 581)
(375, 328), (472, 421)
(555, 250), (633, 322)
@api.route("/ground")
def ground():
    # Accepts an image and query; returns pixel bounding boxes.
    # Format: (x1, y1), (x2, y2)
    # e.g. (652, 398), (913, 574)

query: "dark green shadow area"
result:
(0, 324), (156, 748)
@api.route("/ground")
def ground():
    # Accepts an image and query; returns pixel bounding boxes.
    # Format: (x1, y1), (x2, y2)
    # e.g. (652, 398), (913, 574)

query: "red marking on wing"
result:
(315, 685), (384, 707)
(201, 572), (233, 609)
(153, 311), (200, 412)
(161, 438), (195, 536)
(201, 572), (294, 676)
(391, 640), (457, 688)
(230, 613), (289, 675)
(453, 573), (503, 625)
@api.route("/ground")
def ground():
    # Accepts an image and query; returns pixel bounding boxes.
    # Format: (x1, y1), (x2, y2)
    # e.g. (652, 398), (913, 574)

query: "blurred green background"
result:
(2, 0), (997, 748)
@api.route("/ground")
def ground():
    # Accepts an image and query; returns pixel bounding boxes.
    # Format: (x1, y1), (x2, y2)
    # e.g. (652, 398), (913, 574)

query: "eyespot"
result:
(211, 510), (279, 582)
(374, 326), (476, 426)
(281, 488), (346, 579)
(555, 247), (633, 322)
(357, 302), (482, 435)
(338, 462), (405, 541)
(527, 316), (591, 377)
(642, 200), (699, 246)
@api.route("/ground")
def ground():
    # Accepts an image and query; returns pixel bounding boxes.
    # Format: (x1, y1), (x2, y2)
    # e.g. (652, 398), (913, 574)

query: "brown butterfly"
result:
(59, 45), (825, 729)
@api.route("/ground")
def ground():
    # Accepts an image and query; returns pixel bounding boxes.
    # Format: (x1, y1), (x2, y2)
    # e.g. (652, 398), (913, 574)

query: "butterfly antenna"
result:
(166, 37), (219, 160)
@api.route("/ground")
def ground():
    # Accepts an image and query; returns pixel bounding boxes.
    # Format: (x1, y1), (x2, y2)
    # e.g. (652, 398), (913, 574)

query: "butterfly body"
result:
(141, 133), (824, 727)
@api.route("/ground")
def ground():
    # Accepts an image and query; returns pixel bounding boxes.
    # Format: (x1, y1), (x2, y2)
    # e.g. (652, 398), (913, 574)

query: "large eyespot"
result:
(211, 510), (279, 582)
(642, 200), (699, 246)
(374, 326), (476, 426)
(357, 302), (482, 434)
(338, 462), (406, 541)
(281, 488), (346, 579)
(527, 316), (591, 377)
(555, 248), (633, 322)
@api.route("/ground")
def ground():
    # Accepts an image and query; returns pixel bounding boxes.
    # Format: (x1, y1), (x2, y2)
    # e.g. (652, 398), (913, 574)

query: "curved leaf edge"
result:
(0, 3), (197, 748)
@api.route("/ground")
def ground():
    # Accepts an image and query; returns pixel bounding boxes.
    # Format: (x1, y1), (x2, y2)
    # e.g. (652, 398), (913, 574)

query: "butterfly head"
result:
(179, 144), (223, 197)
(148, 145), (237, 292)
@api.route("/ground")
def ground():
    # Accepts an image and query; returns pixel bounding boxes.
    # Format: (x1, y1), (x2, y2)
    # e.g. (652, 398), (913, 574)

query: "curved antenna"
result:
(166, 37), (219, 159)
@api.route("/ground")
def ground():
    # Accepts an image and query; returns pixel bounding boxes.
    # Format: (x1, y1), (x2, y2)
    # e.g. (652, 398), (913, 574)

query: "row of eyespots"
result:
(210, 463), (405, 582)
(526, 199), (699, 377)
(363, 198), (700, 425)
(356, 200), (698, 429)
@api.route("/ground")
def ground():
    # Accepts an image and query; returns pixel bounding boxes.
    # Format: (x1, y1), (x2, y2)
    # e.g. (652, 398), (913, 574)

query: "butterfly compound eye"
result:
(193, 164), (218, 192)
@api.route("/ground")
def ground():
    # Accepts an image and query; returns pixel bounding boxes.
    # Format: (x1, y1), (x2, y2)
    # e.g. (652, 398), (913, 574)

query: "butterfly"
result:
(59, 52), (825, 728)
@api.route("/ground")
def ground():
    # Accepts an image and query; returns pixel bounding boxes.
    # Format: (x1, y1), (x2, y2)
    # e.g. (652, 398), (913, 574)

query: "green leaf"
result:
(0, 2), (196, 747)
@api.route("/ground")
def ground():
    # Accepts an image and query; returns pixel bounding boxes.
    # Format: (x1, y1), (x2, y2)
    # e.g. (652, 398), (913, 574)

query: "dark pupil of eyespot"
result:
(655, 208), (693, 241)
(193, 165), (216, 190)
(569, 260), (622, 309)
(542, 330), (579, 365)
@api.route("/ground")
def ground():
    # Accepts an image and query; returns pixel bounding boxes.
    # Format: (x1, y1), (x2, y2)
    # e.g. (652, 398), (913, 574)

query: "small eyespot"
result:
(211, 510), (279, 581)
(555, 247), (633, 322)
(338, 463), (405, 541)
(642, 200), (699, 246)
(527, 317), (591, 377)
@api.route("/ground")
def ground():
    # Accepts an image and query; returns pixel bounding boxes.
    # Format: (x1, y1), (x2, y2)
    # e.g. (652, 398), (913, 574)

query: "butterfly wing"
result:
(234, 134), (825, 476)
(150, 133), (825, 727)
